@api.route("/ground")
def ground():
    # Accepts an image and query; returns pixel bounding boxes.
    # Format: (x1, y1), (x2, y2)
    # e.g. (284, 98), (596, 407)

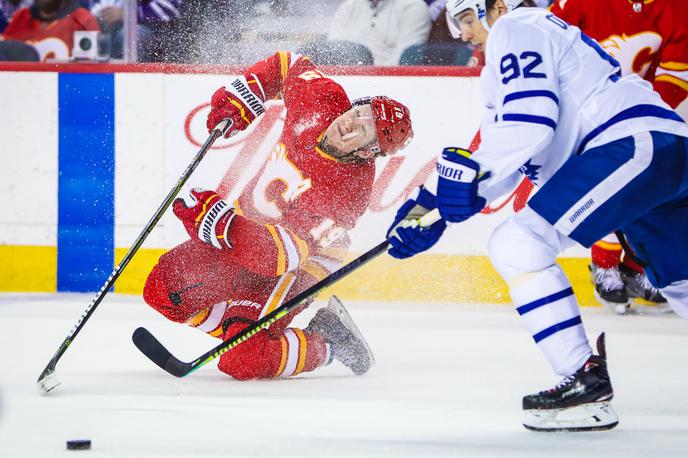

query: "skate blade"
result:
(593, 290), (630, 315)
(629, 299), (674, 315)
(327, 295), (375, 369)
(523, 402), (619, 432)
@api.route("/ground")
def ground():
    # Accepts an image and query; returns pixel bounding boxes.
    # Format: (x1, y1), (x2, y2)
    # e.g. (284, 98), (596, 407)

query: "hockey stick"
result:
(132, 209), (442, 378)
(37, 120), (233, 394)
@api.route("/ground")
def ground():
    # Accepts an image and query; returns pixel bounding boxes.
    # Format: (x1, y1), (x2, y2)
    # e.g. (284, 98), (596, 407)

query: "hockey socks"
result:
(509, 265), (592, 376)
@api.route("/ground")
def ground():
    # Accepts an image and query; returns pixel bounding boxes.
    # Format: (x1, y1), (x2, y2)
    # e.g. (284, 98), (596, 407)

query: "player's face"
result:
(35, 0), (63, 15)
(455, 10), (489, 51)
(323, 104), (380, 161)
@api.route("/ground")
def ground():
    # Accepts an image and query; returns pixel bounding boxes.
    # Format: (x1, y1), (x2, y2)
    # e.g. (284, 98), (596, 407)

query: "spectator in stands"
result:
(1, 1), (30, 33)
(2, 0), (99, 61)
(90, 0), (181, 60)
(329, 0), (431, 65)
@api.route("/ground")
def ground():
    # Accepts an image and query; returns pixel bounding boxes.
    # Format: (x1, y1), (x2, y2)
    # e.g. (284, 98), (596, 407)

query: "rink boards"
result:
(0, 64), (596, 305)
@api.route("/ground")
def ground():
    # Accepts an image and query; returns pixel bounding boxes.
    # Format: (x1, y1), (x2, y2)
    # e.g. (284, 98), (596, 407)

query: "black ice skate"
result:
(522, 333), (619, 432)
(590, 264), (630, 314)
(619, 264), (671, 313)
(305, 295), (375, 376)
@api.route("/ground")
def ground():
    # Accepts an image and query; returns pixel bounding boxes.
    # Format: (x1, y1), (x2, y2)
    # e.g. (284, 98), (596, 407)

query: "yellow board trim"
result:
(3, 245), (601, 307)
(0, 245), (56, 292)
(113, 247), (166, 294)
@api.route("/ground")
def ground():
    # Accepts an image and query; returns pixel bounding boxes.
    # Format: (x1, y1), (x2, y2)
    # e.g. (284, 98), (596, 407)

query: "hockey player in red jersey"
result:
(2, 0), (100, 61)
(143, 51), (414, 380)
(551, 0), (688, 313)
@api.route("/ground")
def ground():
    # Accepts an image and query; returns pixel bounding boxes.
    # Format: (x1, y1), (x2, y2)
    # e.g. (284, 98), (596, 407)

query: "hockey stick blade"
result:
(132, 328), (189, 377)
(133, 209), (441, 378)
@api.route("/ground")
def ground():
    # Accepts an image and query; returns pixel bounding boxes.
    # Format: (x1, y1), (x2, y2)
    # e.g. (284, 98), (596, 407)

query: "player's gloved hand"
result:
(436, 147), (488, 223)
(206, 76), (266, 138)
(387, 186), (447, 259)
(173, 188), (236, 250)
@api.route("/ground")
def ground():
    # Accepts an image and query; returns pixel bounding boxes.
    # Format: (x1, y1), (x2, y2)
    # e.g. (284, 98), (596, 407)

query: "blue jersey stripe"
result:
(504, 90), (559, 106)
(516, 287), (575, 315)
(577, 104), (684, 155)
(503, 113), (557, 129)
(529, 135), (637, 233)
(57, 74), (115, 292)
(533, 315), (583, 343)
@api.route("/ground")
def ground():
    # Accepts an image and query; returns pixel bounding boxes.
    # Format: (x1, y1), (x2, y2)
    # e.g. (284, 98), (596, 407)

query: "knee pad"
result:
(488, 211), (562, 282)
(142, 263), (187, 323)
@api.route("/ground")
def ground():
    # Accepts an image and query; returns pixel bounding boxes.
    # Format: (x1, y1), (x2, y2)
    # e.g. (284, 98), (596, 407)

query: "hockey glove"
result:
(173, 188), (236, 250)
(387, 186), (447, 259)
(206, 76), (266, 138)
(436, 147), (488, 223)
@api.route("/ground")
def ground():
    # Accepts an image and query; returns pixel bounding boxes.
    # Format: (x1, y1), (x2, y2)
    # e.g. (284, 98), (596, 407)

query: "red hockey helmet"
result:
(353, 96), (414, 156)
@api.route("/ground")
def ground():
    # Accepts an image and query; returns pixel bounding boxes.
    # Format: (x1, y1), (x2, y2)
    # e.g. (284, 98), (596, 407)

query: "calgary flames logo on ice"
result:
(600, 31), (662, 77)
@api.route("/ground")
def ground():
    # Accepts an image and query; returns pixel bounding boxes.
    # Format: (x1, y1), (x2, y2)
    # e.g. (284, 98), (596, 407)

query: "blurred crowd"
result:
(0, 0), (512, 65)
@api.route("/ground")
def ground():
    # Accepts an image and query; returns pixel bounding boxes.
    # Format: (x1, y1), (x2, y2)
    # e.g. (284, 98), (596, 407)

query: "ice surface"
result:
(0, 293), (686, 457)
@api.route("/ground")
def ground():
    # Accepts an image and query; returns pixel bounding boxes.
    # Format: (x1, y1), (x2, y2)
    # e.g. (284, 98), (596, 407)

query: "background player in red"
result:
(551, 0), (688, 313)
(2, 0), (99, 61)
(143, 51), (414, 380)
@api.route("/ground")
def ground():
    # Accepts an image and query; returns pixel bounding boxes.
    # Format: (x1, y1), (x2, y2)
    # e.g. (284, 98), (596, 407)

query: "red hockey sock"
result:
(591, 241), (622, 269)
(218, 325), (328, 380)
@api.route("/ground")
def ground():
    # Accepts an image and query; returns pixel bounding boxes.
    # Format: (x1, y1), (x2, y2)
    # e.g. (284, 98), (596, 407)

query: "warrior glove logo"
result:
(230, 78), (266, 118)
(198, 200), (235, 250)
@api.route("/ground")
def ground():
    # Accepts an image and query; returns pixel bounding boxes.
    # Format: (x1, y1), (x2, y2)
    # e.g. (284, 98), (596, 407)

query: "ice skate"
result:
(590, 264), (630, 315)
(305, 295), (375, 375)
(619, 264), (672, 314)
(522, 333), (619, 432)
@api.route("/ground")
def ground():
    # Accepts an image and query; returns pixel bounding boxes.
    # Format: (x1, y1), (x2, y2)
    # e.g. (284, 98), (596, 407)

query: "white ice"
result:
(0, 293), (687, 457)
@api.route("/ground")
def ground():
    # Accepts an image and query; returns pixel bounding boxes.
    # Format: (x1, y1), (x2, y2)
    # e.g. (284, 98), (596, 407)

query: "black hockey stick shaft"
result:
(37, 120), (233, 393)
(132, 209), (442, 378)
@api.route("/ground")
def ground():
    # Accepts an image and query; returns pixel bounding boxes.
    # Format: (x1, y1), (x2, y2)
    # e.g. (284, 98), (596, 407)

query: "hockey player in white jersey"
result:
(388, 0), (688, 432)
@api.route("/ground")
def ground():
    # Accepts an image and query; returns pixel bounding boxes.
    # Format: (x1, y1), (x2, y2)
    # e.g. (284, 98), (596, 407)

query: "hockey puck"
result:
(66, 440), (91, 450)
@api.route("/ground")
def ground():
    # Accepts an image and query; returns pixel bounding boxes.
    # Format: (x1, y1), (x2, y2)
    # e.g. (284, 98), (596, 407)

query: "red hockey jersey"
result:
(3, 2), (99, 62)
(551, 0), (688, 111)
(226, 51), (376, 280)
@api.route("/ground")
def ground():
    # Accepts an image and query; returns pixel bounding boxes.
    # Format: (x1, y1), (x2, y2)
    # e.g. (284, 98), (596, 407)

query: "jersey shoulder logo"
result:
(599, 32), (662, 77)
(519, 159), (542, 182)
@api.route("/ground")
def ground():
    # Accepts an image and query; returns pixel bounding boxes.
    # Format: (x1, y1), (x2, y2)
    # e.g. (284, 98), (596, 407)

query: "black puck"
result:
(66, 439), (91, 450)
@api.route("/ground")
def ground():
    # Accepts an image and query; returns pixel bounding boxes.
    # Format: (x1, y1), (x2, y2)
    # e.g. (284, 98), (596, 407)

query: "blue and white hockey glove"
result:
(386, 186), (447, 259)
(436, 147), (488, 223)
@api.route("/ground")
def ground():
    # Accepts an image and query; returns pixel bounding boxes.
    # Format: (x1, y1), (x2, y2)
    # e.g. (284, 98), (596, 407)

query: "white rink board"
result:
(0, 69), (590, 256)
(0, 72), (58, 247)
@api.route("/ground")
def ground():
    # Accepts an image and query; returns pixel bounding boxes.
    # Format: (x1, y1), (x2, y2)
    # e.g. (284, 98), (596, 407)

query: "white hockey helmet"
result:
(446, 0), (523, 38)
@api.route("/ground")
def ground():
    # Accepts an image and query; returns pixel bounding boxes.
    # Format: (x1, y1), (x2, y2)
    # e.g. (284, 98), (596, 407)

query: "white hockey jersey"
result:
(474, 7), (688, 202)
